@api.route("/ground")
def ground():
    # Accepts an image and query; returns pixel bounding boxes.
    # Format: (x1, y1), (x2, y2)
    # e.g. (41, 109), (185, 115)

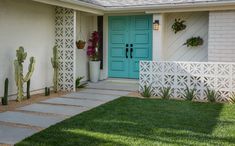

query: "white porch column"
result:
(101, 15), (109, 80)
(152, 13), (165, 61)
(55, 7), (76, 91)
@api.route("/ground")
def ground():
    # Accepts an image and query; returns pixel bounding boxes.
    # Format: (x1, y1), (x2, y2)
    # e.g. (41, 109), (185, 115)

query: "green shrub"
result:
(160, 87), (172, 99)
(141, 85), (152, 98)
(205, 88), (218, 103)
(76, 77), (87, 88)
(182, 85), (196, 101)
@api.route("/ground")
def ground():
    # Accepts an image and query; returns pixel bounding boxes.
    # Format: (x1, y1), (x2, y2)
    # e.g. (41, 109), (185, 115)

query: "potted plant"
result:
(76, 40), (86, 49)
(87, 31), (100, 82)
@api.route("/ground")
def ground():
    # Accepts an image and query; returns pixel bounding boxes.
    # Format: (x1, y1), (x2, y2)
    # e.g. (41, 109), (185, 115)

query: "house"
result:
(1, 0), (235, 100)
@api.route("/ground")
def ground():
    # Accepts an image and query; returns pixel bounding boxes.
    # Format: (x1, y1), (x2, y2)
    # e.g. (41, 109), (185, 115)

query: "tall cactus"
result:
(14, 47), (35, 101)
(51, 46), (59, 93)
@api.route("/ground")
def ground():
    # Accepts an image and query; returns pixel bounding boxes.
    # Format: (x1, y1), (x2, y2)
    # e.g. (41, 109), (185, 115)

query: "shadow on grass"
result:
(16, 97), (235, 146)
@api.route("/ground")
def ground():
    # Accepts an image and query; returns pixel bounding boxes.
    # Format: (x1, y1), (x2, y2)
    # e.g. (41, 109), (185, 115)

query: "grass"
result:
(16, 97), (235, 146)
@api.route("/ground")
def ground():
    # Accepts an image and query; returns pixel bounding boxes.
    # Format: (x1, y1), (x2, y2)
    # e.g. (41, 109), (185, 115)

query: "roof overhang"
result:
(34, 0), (235, 15)
(33, 0), (104, 15)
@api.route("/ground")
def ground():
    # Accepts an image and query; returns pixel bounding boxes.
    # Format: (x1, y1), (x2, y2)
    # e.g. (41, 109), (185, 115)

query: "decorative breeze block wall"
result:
(55, 7), (76, 91)
(139, 61), (235, 102)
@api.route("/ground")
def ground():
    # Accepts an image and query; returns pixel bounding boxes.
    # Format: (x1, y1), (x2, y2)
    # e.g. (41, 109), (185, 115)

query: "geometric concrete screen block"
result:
(55, 7), (76, 91)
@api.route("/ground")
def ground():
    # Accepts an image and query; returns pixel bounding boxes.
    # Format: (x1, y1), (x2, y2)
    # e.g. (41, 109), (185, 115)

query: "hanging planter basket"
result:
(76, 12), (86, 50)
(76, 40), (86, 49)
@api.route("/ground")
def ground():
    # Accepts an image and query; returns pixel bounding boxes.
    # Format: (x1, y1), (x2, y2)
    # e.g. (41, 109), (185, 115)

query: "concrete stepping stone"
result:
(18, 103), (88, 116)
(41, 97), (105, 108)
(0, 111), (64, 128)
(87, 82), (138, 91)
(80, 89), (130, 96)
(0, 124), (37, 145)
(64, 92), (120, 102)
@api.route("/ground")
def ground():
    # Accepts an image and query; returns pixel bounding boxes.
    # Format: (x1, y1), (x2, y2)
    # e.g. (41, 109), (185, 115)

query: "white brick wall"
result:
(208, 11), (235, 62)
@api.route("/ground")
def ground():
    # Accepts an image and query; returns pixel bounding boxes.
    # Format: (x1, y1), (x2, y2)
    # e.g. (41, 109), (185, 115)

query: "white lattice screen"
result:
(55, 7), (76, 91)
(139, 61), (235, 102)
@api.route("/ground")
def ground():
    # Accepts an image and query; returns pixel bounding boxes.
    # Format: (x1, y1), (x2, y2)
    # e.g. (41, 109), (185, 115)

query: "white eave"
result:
(34, 0), (235, 15)
(33, 0), (104, 15)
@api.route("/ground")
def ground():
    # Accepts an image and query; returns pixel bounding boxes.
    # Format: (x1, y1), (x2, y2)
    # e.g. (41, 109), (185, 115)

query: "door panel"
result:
(129, 15), (152, 78)
(108, 16), (129, 78)
(108, 15), (152, 79)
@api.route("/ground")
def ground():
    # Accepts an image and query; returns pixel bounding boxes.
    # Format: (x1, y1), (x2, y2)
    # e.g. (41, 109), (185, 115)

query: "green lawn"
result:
(16, 97), (235, 146)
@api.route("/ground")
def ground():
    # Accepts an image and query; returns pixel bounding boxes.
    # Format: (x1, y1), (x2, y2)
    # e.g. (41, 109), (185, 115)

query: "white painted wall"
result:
(208, 11), (235, 62)
(163, 12), (209, 61)
(152, 14), (165, 61)
(0, 0), (55, 99)
(75, 11), (97, 81)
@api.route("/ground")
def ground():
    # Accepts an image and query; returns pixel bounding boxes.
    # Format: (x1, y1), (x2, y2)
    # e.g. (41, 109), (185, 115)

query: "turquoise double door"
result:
(108, 15), (152, 79)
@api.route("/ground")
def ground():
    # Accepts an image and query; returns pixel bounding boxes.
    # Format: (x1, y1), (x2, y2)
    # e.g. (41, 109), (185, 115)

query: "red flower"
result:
(87, 31), (100, 61)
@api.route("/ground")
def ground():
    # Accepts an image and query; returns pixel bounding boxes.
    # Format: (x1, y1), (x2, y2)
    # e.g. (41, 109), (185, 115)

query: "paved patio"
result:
(0, 80), (137, 145)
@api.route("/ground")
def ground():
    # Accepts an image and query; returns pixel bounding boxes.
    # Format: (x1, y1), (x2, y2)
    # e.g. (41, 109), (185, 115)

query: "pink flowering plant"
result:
(87, 31), (100, 61)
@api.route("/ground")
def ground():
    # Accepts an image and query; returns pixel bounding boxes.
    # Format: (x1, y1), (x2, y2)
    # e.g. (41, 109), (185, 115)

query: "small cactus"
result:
(26, 79), (30, 99)
(45, 87), (50, 96)
(2, 78), (9, 105)
(14, 47), (35, 101)
(51, 46), (59, 93)
(47, 88), (50, 96)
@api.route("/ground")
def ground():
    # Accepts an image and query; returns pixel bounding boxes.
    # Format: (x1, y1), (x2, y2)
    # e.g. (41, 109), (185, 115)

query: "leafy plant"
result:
(184, 36), (203, 47)
(182, 85), (196, 101)
(87, 31), (100, 61)
(172, 18), (186, 33)
(205, 88), (218, 102)
(160, 87), (172, 99)
(141, 85), (152, 98)
(76, 77), (88, 88)
(228, 92), (235, 104)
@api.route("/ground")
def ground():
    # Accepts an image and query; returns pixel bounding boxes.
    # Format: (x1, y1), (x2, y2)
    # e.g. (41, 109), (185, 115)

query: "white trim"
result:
(33, 0), (104, 15)
(101, 15), (109, 80)
(34, 0), (235, 14)
(73, 10), (77, 92)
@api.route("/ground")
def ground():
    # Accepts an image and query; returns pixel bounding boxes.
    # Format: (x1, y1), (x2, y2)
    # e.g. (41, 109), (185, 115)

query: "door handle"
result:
(126, 48), (128, 58)
(130, 48), (133, 58)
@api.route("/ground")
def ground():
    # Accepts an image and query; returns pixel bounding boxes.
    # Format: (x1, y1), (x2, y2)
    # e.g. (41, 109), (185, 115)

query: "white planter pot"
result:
(89, 61), (100, 83)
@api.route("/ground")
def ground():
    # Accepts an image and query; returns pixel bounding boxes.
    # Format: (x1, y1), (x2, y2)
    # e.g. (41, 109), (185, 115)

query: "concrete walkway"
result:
(0, 81), (137, 145)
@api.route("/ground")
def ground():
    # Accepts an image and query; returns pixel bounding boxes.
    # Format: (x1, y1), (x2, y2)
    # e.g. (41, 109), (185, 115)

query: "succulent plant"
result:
(1, 78), (9, 105)
(14, 47), (35, 101)
(51, 46), (59, 93)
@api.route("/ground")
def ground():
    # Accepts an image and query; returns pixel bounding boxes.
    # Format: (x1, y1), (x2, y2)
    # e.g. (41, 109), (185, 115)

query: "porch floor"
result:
(87, 78), (139, 92)
(0, 81), (134, 145)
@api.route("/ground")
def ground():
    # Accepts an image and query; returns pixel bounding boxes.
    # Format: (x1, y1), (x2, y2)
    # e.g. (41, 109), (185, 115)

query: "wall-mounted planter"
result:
(184, 36), (203, 47)
(172, 18), (186, 34)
